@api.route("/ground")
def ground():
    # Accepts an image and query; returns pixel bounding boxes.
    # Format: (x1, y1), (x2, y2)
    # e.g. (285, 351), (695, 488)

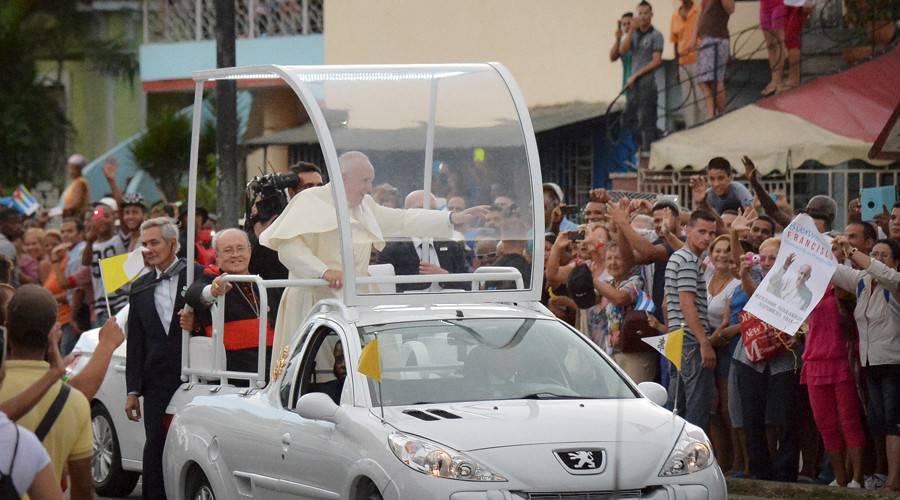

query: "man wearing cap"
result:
(84, 197), (129, 326)
(103, 156), (150, 251)
(62, 154), (91, 218)
(543, 182), (578, 234)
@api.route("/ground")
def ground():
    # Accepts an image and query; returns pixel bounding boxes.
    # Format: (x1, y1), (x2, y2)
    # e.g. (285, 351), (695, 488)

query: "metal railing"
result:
(638, 168), (791, 210)
(142, 0), (324, 44)
(181, 267), (526, 387)
(637, 161), (900, 228)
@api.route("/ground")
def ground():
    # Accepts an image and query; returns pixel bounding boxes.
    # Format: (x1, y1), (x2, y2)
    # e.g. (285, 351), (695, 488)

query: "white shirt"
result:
(0, 412), (51, 497)
(154, 259), (181, 332)
(411, 237), (442, 292)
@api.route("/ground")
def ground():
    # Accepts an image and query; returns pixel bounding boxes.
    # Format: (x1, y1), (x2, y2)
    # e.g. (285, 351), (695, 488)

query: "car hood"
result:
(382, 398), (680, 452)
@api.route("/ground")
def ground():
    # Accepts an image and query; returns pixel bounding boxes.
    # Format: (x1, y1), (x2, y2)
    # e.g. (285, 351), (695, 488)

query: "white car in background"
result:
(163, 301), (727, 499)
(70, 304), (144, 497)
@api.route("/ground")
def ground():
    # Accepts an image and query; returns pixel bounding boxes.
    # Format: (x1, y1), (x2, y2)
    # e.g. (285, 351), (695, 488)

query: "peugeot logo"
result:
(553, 448), (606, 475)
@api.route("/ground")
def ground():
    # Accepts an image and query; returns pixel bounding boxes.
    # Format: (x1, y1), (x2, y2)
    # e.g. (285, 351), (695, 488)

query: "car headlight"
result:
(659, 423), (714, 476)
(388, 431), (506, 481)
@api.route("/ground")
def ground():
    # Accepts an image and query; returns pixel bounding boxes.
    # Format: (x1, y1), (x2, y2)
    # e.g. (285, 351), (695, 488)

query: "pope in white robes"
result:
(260, 151), (488, 366)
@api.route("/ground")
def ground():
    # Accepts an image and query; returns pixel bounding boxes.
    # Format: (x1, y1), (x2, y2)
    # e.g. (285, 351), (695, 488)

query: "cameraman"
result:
(247, 162), (324, 325)
(287, 162), (324, 199)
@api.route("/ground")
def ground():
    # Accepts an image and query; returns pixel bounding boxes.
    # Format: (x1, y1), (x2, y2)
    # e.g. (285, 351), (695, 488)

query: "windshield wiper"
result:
(521, 392), (584, 400)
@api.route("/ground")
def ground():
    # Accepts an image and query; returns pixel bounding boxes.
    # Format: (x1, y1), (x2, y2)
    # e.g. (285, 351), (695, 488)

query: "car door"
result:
(277, 325), (352, 499)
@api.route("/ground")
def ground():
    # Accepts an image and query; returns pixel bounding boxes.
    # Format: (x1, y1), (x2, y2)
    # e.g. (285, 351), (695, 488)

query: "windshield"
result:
(358, 318), (636, 406)
(290, 65), (539, 301)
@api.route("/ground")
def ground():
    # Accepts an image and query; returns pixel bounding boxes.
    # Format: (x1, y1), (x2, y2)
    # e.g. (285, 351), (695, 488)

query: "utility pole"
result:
(215, 0), (238, 228)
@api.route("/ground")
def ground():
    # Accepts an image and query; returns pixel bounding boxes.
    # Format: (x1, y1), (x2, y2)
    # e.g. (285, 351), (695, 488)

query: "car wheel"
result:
(359, 480), (383, 500)
(91, 404), (140, 497)
(188, 472), (216, 500)
(91, 404), (141, 497)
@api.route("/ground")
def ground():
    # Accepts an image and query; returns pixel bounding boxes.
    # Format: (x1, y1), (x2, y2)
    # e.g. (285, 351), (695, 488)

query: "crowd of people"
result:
(1, 146), (899, 498)
(612, 0), (814, 154)
(540, 156), (900, 492)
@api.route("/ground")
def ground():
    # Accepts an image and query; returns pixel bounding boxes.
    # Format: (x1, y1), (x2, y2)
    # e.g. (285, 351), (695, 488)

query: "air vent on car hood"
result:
(402, 409), (463, 421)
(402, 410), (439, 421)
(427, 409), (462, 419)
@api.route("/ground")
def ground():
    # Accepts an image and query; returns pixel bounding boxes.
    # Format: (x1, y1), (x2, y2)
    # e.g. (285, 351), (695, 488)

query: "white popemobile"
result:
(162, 63), (727, 500)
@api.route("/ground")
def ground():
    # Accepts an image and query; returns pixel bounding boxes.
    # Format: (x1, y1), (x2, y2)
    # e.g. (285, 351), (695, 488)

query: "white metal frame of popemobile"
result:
(179, 63), (545, 389)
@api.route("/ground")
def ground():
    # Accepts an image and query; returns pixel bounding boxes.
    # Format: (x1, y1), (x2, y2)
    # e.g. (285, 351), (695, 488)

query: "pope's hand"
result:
(451, 205), (490, 226)
(323, 269), (343, 290)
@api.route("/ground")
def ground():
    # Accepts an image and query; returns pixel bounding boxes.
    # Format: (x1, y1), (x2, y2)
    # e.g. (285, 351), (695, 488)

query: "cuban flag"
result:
(11, 185), (40, 215)
(634, 289), (656, 314)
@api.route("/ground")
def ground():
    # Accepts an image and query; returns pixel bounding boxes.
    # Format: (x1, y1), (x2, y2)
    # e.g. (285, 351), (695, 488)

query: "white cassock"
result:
(259, 185), (454, 366)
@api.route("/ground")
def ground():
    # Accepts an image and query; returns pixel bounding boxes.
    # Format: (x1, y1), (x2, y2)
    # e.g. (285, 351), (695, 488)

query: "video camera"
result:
(245, 171), (299, 230)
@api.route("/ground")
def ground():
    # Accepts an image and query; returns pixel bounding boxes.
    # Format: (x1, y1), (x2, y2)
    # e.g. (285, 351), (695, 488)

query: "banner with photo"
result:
(744, 214), (838, 334)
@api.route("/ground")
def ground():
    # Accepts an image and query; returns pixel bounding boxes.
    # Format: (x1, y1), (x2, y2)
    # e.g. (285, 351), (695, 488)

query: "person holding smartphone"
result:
(610, 12), (635, 88)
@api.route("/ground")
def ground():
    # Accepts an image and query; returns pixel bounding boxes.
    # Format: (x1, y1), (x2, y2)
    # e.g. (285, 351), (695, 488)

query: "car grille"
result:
(522, 491), (643, 499)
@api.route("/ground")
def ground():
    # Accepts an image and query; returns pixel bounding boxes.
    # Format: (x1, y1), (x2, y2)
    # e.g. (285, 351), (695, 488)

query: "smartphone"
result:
(568, 230), (586, 241)
(561, 205), (579, 215)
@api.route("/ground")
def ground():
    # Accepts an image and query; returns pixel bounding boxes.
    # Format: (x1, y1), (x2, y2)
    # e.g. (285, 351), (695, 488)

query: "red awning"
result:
(651, 45), (900, 174)
(755, 44), (900, 143)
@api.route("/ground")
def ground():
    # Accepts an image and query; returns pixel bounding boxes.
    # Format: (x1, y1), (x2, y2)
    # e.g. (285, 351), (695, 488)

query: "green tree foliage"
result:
(130, 107), (216, 204)
(0, 0), (139, 192)
(0, 0), (69, 190)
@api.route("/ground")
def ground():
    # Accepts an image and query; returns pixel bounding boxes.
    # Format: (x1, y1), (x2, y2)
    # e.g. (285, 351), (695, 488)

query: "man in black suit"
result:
(125, 217), (205, 499)
(376, 190), (468, 292)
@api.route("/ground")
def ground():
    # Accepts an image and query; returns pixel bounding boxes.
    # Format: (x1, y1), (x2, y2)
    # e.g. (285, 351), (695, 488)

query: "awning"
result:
(242, 101), (622, 148)
(650, 44), (900, 174)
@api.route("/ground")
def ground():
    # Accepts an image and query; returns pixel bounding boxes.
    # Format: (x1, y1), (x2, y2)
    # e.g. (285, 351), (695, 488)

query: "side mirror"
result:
(296, 392), (342, 423)
(637, 381), (668, 407)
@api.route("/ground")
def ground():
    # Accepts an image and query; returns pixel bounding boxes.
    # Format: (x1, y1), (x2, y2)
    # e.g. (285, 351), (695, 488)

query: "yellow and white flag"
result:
(358, 339), (381, 382)
(99, 247), (146, 294)
(641, 328), (684, 371)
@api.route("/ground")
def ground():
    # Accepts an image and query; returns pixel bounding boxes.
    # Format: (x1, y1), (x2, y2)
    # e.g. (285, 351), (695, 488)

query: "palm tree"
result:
(130, 107), (217, 203)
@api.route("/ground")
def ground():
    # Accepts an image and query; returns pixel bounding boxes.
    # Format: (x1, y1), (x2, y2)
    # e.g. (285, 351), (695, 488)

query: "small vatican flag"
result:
(641, 328), (684, 371)
(358, 339), (381, 382)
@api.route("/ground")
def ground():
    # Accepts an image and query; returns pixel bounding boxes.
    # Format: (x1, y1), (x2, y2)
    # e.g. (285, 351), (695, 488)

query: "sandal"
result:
(761, 81), (779, 96)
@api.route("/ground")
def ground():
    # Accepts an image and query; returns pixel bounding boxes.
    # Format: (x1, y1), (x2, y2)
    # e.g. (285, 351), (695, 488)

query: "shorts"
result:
(759, 0), (785, 31)
(865, 364), (900, 438)
(784, 6), (810, 50)
(715, 336), (740, 379)
(698, 37), (730, 83)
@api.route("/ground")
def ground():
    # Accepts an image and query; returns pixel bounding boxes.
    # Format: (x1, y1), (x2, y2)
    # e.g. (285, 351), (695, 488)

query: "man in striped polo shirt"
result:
(665, 210), (717, 432)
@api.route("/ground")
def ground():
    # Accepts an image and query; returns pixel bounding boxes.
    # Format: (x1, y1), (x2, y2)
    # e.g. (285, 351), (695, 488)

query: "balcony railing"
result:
(142, 0), (323, 44)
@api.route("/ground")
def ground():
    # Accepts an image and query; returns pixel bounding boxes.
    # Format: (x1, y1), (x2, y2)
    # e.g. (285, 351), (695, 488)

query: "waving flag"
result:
(634, 289), (656, 314)
(11, 185), (40, 215)
(99, 247), (147, 293)
(358, 339), (381, 382)
(641, 328), (684, 370)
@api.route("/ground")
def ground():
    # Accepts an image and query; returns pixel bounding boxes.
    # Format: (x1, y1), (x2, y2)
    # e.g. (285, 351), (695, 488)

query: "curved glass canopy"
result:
(188, 63), (543, 306)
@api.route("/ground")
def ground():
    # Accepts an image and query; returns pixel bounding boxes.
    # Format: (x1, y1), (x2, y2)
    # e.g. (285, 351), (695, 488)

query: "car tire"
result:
(91, 404), (140, 497)
(359, 480), (383, 500)
(188, 471), (216, 500)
